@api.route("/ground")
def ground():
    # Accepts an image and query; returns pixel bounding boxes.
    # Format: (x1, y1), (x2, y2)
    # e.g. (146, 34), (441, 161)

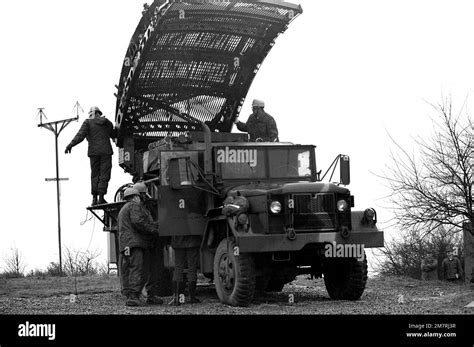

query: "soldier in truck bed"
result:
(234, 99), (279, 142)
(65, 106), (116, 206)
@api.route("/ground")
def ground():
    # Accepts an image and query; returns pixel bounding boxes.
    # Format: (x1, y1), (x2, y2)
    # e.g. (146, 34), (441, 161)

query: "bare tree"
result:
(381, 97), (473, 237)
(78, 249), (102, 275)
(62, 246), (102, 276)
(3, 246), (27, 277)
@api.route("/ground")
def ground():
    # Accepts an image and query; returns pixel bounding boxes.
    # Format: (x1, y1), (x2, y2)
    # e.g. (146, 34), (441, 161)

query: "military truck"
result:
(89, 0), (383, 306)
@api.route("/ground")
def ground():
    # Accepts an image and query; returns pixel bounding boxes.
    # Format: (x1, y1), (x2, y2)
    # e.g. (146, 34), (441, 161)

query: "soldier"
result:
(168, 233), (202, 305)
(234, 99), (279, 142)
(420, 252), (438, 281)
(118, 187), (160, 307)
(133, 181), (164, 305)
(65, 106), (116, 206)
(442, 249), (463, 282)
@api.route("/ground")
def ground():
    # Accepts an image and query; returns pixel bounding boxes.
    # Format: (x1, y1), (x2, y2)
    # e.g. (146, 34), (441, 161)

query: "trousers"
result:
(172, 247), (199, 282)
(120, 247), (144, 298)
(90, 155), (112, 195)
(142, 244), (165, 296)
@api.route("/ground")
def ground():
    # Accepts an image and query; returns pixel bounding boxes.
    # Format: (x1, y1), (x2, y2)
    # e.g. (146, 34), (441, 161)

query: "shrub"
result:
(0, 270), (24, 279)
(374, 226), (464, 280)
(46, 262), (63, 277)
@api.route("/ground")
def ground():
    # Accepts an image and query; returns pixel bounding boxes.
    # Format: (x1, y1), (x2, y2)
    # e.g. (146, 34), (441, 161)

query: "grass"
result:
(0, 274), (473, 314)
(0, 274), (119, 298)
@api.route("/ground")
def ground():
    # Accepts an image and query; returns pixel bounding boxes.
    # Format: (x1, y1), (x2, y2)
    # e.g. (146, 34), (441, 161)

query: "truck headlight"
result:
(270, 201), (282, 214)
(336, 199), (348, 212)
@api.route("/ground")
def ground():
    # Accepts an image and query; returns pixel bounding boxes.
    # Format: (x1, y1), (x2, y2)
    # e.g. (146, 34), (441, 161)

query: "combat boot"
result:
(91, 195), (98, 206)
(146, 295), (163, 305)
(168, 281), (181, 306)
(188, 281), (200, 304)
(98, 194), (107, 204)
(126, 295), (144, 307)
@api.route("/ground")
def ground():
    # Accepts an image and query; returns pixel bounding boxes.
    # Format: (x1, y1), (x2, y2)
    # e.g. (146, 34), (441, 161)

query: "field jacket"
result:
(69, 116), (116, 157)
(118, 200), (159, 252)
(442, 257), (463, 280)
(236, 110), (278, 142)
(420, 257), (438, 280)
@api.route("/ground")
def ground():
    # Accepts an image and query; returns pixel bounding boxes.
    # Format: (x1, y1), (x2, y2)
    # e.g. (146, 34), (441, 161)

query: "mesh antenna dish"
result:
(115, 0), (302, 148)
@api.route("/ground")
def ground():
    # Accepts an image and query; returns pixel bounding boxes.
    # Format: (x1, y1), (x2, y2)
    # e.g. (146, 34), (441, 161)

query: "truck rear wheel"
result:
(323, 252), (367, 300)
(214, 238), (256, 306)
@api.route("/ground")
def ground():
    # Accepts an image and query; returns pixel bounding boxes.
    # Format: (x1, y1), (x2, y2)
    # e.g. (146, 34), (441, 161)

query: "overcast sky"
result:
(1, 0), (474, 273)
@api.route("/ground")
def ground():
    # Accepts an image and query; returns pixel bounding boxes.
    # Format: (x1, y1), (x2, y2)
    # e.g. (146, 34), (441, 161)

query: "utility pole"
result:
(38, 103), (82, 274)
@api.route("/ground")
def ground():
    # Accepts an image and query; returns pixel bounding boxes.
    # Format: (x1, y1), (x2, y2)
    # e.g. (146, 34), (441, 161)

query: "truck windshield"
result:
(269, 148), (311, 178)
(216, 146), (313, 180)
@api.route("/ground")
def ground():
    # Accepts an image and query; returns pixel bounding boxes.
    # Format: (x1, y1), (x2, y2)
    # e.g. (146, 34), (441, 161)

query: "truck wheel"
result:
(214, 238), (256, 306)
(323, 252), (367, 300)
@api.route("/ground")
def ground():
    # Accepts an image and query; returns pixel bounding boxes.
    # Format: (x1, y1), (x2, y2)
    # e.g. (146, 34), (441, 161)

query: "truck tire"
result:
(214, 238), (256, 306)
(323, 252), (367, 300)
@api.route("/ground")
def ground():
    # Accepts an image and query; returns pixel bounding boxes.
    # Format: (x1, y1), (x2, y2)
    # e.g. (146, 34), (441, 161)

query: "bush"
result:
(46, 262), (63, 277)
(63, 247), (103, 276)
(26, 269), (48, 279)
(0, 270), (24, 279)
(4, 247), (108, 279)
(2, 247), (26, 278)
(374, 226), (463, 280)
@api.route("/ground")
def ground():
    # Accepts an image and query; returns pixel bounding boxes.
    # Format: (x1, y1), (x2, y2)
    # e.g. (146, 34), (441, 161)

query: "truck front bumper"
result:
(235, 230), (384, 253)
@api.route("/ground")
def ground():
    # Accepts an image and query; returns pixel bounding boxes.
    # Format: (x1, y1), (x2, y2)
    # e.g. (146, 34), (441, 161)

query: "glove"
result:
(65, 145), (72, 154)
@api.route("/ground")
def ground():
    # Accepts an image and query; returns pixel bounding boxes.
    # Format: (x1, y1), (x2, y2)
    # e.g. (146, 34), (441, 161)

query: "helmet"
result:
(123, 187), (139, 199)
(88, 106), (102, 116)
(133, 182), (147, 194)
(252, 99), (265, 108)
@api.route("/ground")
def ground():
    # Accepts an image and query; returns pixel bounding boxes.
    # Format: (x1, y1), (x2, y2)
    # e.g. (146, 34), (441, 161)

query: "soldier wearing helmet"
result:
(234, 99), (279, 142)
(65, 106), (117, 206)
(118, 186), (160, 307)
(132, 181), (167, 305)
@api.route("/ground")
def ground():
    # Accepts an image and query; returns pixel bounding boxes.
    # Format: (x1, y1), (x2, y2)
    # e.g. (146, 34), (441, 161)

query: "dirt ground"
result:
(1, 274), (473, 315)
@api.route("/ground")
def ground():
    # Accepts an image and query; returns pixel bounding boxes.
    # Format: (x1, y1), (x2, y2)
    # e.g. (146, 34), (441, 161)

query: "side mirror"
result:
(169, 158), (182, 189)
(340, 155), (350, 185)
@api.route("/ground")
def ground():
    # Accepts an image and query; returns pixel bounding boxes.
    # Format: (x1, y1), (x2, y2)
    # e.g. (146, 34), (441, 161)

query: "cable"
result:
(80, 209), (94, 225)
(86, 216), (96, 252)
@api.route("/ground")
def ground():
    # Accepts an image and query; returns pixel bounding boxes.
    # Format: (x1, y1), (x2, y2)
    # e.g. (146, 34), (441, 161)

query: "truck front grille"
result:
(292, 193), (336, 230)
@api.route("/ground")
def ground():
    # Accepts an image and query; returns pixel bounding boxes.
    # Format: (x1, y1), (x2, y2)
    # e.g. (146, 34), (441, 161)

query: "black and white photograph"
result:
(0, 0), (473, 345)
